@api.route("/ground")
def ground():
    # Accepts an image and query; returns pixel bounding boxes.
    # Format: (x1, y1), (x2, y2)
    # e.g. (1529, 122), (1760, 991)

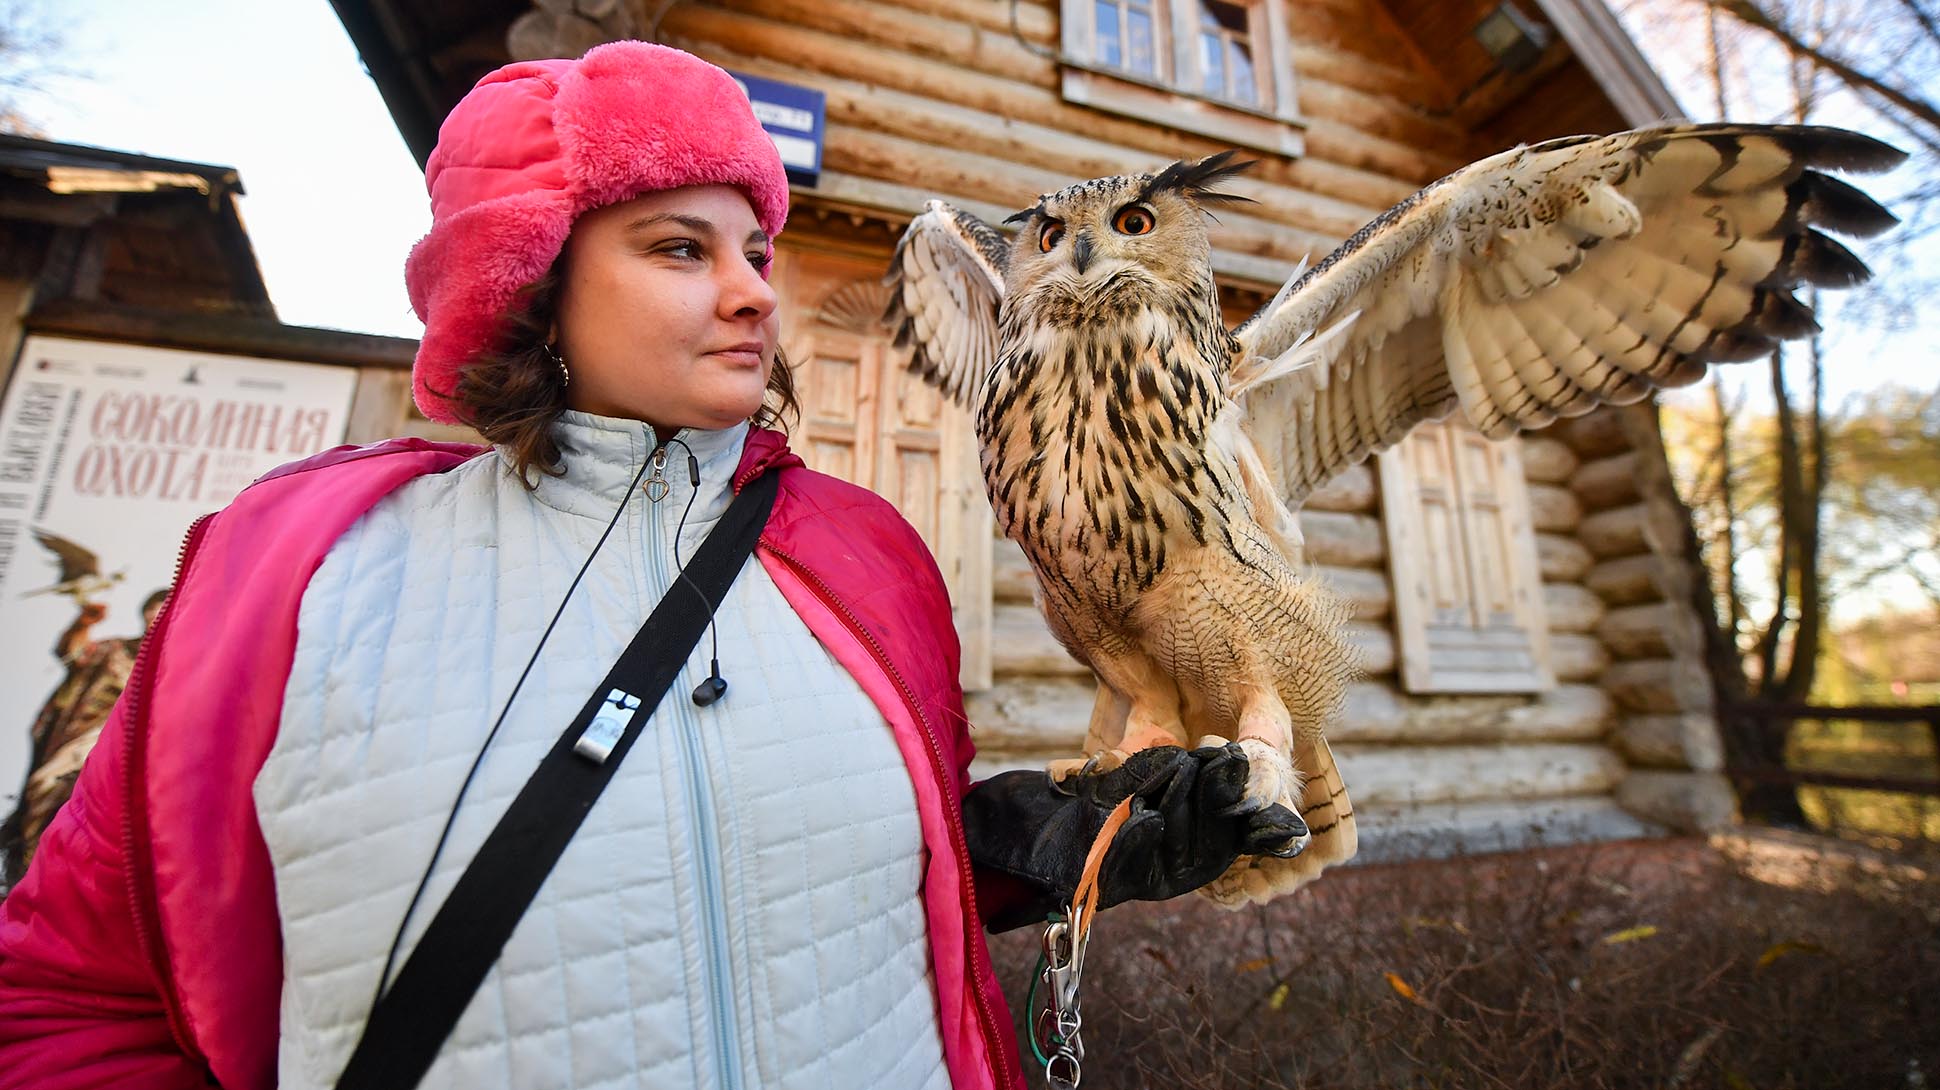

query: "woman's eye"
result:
(747, 251), (772, 271)
(661, 241), (702, 260)
(1112, 205), (1155, 235)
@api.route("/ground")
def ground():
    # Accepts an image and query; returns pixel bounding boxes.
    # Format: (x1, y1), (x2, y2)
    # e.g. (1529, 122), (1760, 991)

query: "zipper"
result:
(645, 435), (745, 1090)
(118, 511), (215, 1065)
(761, 541), (1019, 1090)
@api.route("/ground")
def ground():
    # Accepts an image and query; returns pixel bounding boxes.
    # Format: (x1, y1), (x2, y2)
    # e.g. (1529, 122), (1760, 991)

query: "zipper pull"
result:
(644, 447), (670, 502)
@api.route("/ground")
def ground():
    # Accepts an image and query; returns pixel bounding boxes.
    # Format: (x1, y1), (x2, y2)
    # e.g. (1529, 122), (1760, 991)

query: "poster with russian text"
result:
(0, 336), (357, 829)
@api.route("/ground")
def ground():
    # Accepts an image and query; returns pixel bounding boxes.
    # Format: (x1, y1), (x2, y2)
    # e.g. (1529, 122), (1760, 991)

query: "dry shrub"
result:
(989, 836), (1940, 1089)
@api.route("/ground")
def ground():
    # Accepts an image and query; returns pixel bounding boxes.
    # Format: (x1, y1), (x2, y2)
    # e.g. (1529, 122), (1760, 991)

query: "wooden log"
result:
(1600, 656), (1715, 716)
(1344, 620), (1394, 676)
(1329, 682), (1611, 744)
(1616, 770), (1738, 833)
(1294, 77), (1469, 162)
(966, 675), (1093, 752)
(991, 603), (1086, 676)
(823, 125), (1337, 264)
(1585, 553), (1663, 606)
(662, 6), (1437, 208)
(891, 0), (1055, 43)
(812, 72), (1381, 240)
(1617, 712), (1725, 771)
(712, 0), (1053, 87)
(1570, 450), (1643, 510)
(970, 676), (1614, 763)
(1301, 462), (1376, 513)
(1556, 407), (1632, 460)
(1290, 41), (1440, 104)
(1526, 483), (1583, 534)
(993, 536), (1033, 603)
(1542, 582), (1605, 634)
(1301, 509), (1385, 568)
(1303, 116), (1455, 186)
(1335, 742), (1626, 807)
(1578, 502), (1648, 560)
(1353, 797), (1659, 865)
(1549, 632), (1610, 682)
(1518, 436), (1579, 484)
(1537, 533), (1593, 583)
(1596, 600), (1707, 661)
(1317, 564), (1390, 621)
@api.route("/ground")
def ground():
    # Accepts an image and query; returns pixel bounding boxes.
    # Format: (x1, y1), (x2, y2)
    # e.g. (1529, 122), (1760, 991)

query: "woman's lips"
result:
(709, 342), (767, 367)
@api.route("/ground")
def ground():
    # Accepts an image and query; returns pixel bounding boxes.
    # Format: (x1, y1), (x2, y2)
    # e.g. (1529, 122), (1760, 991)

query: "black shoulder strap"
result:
(335, 469), (781, 1090)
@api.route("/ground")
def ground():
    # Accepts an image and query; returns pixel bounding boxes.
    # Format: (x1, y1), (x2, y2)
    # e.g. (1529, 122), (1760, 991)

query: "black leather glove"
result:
(963, 743), (1306, 932)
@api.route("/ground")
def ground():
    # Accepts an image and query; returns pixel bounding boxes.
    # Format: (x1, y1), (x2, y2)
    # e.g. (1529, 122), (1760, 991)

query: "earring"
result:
(545, 343), (570, 388)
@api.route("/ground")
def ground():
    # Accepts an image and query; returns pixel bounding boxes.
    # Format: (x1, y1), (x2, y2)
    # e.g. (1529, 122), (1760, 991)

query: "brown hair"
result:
(445, 260), (799, 487)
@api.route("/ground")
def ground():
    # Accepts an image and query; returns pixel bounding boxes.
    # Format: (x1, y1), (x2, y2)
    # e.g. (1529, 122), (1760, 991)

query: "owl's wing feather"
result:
(884, 200), (1009, 409)
(1233, 123), (1904, 508)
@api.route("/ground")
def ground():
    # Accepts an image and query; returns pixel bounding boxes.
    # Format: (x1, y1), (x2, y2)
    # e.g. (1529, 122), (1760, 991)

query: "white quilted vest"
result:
(255, 414), (952, 1090)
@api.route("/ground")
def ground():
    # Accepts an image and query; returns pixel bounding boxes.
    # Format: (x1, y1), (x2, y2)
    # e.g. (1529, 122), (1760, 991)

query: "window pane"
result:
(1229, 38), (1256, 103)
(1201, 0), (1249, 34)
(1126, 7), (1157, 76)
(1095, 0), (1121, 67)
(1200, 31), (1224, 95)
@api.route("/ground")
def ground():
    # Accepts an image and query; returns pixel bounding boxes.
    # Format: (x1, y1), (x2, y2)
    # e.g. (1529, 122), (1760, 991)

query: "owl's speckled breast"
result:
(975, 286), (1252, 613)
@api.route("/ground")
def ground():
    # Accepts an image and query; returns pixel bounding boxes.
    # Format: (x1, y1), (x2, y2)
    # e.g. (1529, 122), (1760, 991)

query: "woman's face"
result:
(553, 184), (779, 434)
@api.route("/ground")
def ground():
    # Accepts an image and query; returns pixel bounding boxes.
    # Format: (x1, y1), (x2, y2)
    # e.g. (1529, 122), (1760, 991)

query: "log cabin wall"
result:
(1561, 406), (1739, 832)
(473, 0), (1719, 862)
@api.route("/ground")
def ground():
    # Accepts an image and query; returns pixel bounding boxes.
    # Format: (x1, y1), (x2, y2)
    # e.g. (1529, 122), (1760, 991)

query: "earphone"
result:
(662, 437), (730, 707)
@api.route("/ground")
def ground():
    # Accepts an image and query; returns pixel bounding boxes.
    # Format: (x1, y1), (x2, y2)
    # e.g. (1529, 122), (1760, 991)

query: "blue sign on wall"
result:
(730, 70), (825, 187)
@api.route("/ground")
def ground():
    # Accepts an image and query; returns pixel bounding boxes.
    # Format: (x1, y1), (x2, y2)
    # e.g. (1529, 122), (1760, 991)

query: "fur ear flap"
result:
(1138, 150), (1258, 208)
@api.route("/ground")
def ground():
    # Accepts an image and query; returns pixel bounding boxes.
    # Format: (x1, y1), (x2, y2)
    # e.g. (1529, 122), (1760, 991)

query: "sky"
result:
(19, 0), (431, 339)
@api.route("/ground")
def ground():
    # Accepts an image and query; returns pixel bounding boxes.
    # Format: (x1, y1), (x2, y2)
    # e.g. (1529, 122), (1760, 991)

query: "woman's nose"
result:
(721, 249), (778, 320)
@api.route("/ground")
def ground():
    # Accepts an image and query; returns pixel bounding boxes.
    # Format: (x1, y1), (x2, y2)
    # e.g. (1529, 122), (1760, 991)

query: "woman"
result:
(0, 42), (1286, 1090)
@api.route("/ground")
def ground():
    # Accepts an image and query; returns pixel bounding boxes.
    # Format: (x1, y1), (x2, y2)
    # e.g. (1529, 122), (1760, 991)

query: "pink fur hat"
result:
(405, 41), (789, 424)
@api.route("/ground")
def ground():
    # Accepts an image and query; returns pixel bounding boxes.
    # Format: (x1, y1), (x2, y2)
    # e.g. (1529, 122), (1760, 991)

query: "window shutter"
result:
(774, 249), (994, 690)
(1377, 418), (1552, 693)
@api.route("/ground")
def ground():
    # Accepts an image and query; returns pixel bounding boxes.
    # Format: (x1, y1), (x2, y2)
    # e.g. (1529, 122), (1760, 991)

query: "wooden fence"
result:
(1724, 701), (1940, 797)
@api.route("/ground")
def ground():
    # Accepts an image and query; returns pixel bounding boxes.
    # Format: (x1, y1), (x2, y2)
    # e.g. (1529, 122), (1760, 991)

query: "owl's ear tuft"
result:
(1004, 203), (1044, 226)
(1140, 151), (1258, 208)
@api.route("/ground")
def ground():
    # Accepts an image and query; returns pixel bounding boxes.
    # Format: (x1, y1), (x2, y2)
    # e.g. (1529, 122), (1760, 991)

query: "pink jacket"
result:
(0, 431), (1025, 1090)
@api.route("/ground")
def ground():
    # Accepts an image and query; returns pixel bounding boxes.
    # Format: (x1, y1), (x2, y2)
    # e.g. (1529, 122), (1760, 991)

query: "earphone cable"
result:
(368, 438), (659, 1014)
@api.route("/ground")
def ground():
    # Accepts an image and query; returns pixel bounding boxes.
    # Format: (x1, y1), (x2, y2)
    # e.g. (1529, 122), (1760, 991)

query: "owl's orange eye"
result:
(1039, 221), (1065, 253)
(1112, 205), (1156, 235)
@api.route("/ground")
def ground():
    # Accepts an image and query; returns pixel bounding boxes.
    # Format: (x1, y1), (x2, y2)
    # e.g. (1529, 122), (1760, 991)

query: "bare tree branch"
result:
(1719, 0), (1940, 141)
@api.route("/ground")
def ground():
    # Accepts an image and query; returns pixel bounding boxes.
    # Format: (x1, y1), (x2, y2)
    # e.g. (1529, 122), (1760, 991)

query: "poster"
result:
(0, 335), (357, 852)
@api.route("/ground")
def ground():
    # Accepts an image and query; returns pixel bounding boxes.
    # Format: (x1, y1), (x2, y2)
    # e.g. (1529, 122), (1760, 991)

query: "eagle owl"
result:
(886, 124), (1901, 906)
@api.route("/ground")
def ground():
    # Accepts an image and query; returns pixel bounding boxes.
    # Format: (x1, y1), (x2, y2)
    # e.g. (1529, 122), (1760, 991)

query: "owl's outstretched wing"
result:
(884, 200), (1009, 410)
(1231, 123), (1904, 508)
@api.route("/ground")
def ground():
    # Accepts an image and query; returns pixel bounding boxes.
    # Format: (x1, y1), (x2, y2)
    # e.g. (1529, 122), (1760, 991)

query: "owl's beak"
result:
(1071, 230), (1094, 275)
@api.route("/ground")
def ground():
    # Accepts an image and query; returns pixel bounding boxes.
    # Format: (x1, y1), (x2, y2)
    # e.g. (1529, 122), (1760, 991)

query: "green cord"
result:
(1026, 912), (1069, 1067)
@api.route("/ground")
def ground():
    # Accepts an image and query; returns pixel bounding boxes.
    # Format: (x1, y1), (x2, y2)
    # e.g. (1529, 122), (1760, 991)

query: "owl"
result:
(886, 124), (1902, 906)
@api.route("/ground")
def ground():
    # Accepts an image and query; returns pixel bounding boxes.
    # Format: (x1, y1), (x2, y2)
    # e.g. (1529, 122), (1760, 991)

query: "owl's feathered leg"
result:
(1224, 685), (1311, 833)
(1046, 655), (1191, 783)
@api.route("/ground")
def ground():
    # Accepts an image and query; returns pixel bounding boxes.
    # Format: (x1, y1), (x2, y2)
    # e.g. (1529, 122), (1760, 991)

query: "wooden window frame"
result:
(1377, 419), (1554, 694)
(1058, 0), (1306, 158)
(771, 247), (995, 692)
